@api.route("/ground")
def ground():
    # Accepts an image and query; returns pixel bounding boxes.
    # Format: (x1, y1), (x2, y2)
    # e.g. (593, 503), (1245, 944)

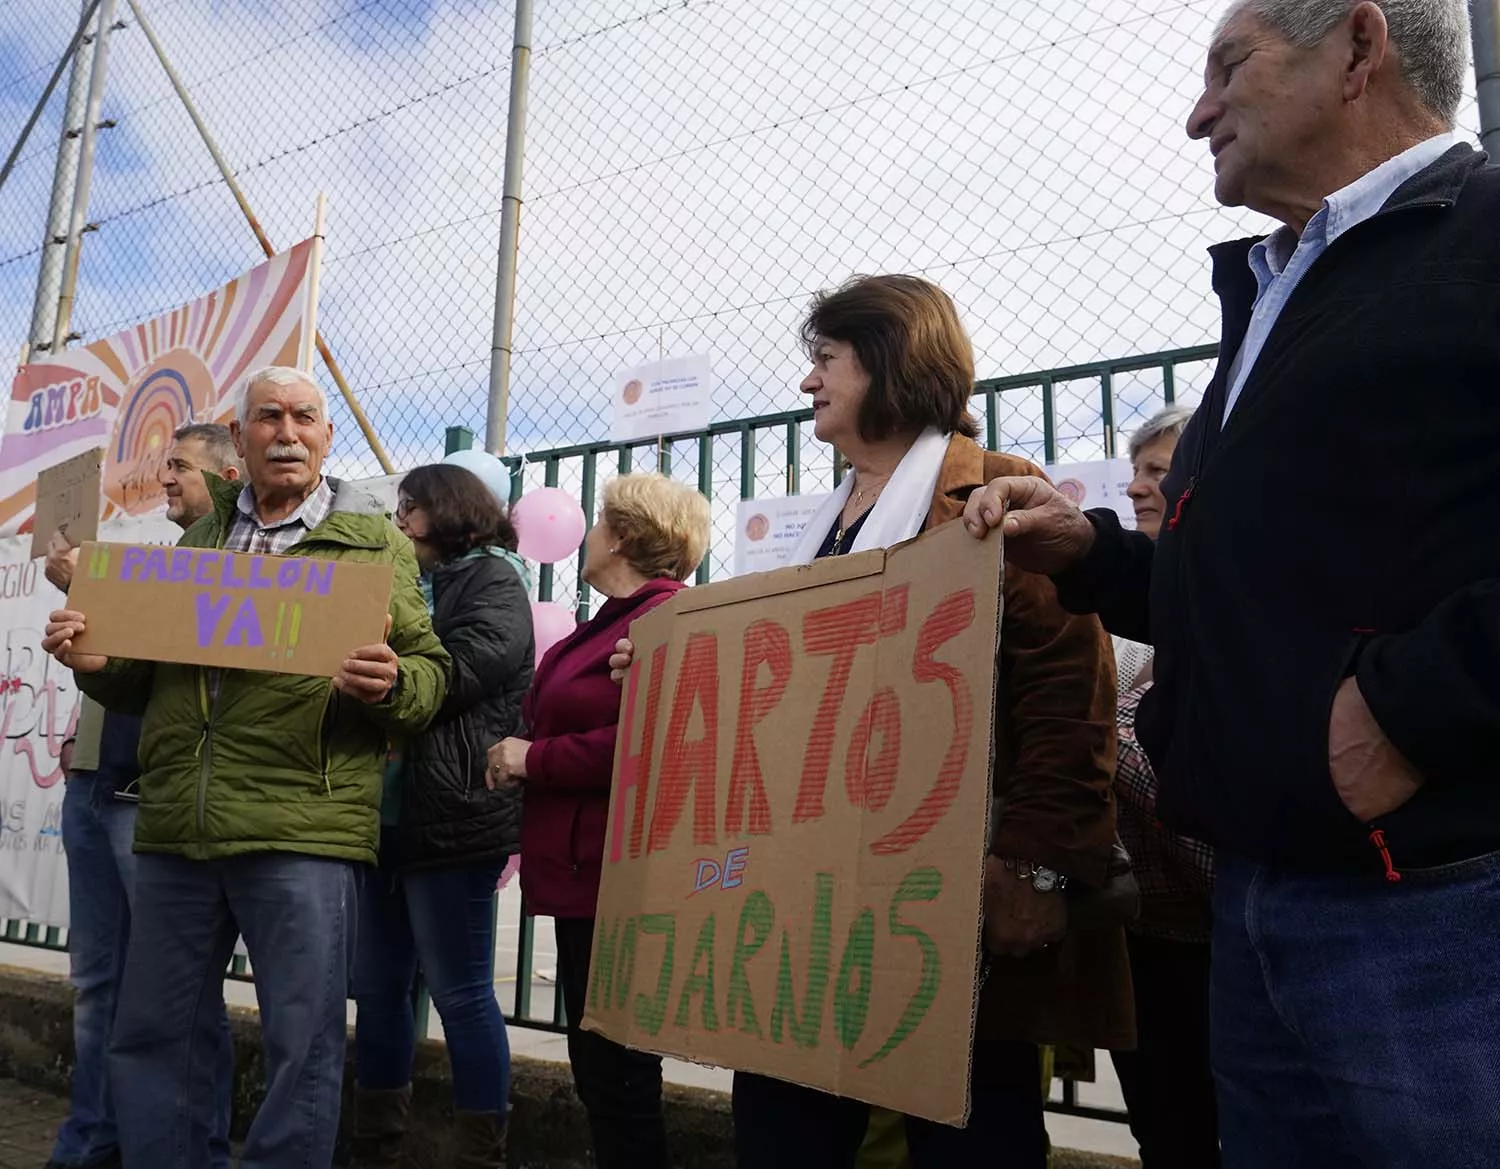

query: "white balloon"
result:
(442, 448), (511, 506)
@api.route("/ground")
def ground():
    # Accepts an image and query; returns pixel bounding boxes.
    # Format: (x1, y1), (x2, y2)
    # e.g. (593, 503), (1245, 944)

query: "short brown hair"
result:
(601, 473), (710, 582)
(399, 463), (518, 562)
(800, 274), (979, 442)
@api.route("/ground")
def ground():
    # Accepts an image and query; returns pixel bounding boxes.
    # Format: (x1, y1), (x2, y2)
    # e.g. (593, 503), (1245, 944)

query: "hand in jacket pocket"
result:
(1328, 677), (1424, 821)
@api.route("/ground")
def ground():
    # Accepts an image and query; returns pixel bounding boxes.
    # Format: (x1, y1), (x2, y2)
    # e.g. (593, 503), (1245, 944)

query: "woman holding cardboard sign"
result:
(609, 275), (1132, 1168)
(487, 473), (711, 1169)
(349, 463), (535, 1169)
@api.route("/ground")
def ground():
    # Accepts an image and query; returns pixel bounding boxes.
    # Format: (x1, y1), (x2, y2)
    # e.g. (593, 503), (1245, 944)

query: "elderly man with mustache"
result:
(42, 366), (449, 1169)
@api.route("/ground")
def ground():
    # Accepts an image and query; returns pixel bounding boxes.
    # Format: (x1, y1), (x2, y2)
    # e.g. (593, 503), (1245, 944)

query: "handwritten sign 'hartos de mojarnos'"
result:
(583, 519), (1003, 1126)
(65, 542), (395, 678)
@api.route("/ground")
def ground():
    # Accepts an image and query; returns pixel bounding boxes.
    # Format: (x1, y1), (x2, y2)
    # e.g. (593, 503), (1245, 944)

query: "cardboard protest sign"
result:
(612, 354), (713, 442)
(65, 542), (395, 678)
(30, 447), (103, 558)
(584, 519), (1003, 1124)
(733, 494), (831, 577)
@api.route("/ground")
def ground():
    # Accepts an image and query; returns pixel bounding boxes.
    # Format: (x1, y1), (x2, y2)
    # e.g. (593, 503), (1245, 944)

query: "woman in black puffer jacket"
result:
(351, 463), (534, 1169)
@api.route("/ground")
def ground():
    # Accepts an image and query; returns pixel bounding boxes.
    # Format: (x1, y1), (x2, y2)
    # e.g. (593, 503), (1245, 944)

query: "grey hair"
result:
(235, 366), (329, 426)
(1220, 0), (1469, 125)
(172, 422), (243, 476)
(1128, 405), (1195, 463)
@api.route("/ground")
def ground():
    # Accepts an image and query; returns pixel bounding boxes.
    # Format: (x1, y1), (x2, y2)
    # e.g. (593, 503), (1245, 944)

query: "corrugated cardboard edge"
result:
(593, 520), (1007, 1126)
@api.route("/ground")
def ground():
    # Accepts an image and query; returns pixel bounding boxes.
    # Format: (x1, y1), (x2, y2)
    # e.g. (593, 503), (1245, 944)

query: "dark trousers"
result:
(554, 916), (669, 1169)
(1110, 932), (1220, 1169)
(732, 1039), (1048, 1169)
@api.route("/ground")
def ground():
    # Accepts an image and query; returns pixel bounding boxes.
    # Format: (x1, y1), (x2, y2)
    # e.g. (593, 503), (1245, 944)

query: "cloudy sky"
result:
(0, 0), (1482, 590)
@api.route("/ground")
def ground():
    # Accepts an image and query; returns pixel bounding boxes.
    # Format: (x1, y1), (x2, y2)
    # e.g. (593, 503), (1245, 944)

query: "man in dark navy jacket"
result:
(964, 1), (1498, 1165)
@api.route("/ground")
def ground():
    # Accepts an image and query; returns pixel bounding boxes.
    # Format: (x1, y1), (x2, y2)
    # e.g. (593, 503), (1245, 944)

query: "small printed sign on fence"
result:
(64, 542), (395, 678)
(732, 494), (831, 577)
(584, 518), (1002, 1124)
(612, 354), (713, 442)
(30, 447), (104, 558)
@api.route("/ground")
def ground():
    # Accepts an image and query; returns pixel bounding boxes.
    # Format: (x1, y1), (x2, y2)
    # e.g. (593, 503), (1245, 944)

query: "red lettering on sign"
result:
(792, 591), (884, 824)
(725, 619), (792, 838)
(611, 644), (668, 863)
(648, 632), (721, 853)
(869, 588), (976, 855)
(844, 687), (901, 812)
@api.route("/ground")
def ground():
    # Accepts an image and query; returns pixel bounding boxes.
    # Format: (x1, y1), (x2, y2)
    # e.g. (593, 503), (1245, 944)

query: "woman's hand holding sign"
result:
(608, 638), (634, 684)
(42, 609), (108, 674)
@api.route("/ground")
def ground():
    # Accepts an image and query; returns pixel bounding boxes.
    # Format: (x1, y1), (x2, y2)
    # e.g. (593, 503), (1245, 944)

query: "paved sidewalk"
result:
(0, 1077), (67, 1169)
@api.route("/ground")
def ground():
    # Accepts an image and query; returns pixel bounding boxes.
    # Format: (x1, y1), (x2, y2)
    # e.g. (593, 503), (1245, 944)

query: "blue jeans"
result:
(52, 777), (233, 1169)
(110, 852), (358, 1169)
(352, 853), (511, 1114)
(1212, 850), (1500, 1168)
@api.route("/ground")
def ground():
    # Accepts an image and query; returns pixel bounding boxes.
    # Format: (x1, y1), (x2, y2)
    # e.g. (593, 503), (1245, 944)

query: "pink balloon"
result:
(512, 487), (587, 564)
(531, 600), (577, 664)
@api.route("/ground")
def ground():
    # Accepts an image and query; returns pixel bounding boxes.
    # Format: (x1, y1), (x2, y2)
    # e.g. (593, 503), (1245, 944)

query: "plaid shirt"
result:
(1116, 680), (1215, 942)
(223, 477), (335, 556)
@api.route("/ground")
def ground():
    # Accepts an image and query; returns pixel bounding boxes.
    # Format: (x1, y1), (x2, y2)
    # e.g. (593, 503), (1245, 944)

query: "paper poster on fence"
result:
(65, 544), (395, 678)
(612, 354), (713, 442)
(584, 519), (1002, 1124)
(733, 494), (831, 577)
(0, 514), (179, 926)
(0, 240), (318, 538)
(1045, 458), (1135, 529)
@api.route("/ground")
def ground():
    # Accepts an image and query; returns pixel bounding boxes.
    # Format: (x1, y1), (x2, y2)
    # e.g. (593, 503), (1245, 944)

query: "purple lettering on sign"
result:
(194, 552), (220, 586)
(195, 594), (232, 647)
(277, 560), (301, 589)
(722, 846), (750, 890)
(141, 549), (169, 583)
(224, 597), (264, 647)
(119, 547), (145, 581)
(168, 549), (193, 584)
(248, 557), (273, 590)
(303, 561), (334, 596)
(221, 554), (247, 589)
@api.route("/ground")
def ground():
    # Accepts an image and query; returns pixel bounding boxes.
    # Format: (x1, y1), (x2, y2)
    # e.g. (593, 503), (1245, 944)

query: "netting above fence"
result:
(0, 0), (1484, 481)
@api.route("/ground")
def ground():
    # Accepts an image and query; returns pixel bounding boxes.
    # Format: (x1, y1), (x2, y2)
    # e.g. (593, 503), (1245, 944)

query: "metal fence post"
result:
(485, 0), (534, 455)
(444, 425), (475, 454)
(1475, 0), (1500, 156)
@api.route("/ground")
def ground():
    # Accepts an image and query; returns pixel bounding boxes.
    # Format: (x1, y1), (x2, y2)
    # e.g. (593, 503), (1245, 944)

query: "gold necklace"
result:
(829, 475), (885, 555)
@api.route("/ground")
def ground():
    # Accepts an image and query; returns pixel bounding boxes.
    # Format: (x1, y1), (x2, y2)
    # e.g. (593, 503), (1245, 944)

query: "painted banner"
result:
(0, 239), (318, 538)
(0, 515), (178, 926)
(66, 543), (394, 678)
(584, 519), (1003, 1123)
(733, 494), (831, 577)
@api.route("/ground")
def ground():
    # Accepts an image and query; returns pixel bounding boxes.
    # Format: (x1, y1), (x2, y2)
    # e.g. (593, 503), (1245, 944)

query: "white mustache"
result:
(266, 443), (309, 462)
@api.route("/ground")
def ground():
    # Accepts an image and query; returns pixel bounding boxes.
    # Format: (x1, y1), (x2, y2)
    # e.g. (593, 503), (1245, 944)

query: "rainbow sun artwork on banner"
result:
(0, 238), (318, 535)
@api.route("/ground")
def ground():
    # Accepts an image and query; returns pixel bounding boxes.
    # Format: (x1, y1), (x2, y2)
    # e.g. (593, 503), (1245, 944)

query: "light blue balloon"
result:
(442, 448), (510, 506)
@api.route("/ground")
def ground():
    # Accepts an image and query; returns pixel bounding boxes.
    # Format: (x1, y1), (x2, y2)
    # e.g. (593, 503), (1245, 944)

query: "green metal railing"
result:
(0, 344), (1219, 1124)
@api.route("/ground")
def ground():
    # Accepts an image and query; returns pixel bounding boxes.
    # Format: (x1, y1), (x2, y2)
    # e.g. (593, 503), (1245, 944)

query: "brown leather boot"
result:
(350, 1085), (412, 1169)
(452, 1110), (507, 1169)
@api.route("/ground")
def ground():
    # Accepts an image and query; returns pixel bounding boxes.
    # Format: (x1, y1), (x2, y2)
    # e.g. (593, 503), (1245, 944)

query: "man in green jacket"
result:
(43, 366), (449, 1169)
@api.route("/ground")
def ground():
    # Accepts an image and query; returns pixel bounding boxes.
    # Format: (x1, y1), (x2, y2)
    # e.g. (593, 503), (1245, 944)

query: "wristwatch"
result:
(1001, 858), (1069, 893)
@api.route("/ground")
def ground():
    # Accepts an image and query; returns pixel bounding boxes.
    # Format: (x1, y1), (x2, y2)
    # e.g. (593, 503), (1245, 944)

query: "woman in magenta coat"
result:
(486, 472), (710, 1169)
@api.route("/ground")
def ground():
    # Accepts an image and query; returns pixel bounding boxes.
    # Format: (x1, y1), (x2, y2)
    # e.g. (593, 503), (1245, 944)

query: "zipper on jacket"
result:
(195, 670), (216, 837)
(316, 692), (336, 796)
(1368, 828), (1402, 883)
(1167, 477), (1196, 532)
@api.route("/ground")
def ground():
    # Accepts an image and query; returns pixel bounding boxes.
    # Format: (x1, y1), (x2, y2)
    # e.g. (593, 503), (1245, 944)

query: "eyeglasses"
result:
(395, 498), (417, 520)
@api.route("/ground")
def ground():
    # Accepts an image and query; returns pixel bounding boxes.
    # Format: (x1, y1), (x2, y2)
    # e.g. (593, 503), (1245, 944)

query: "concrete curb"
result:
(0, 964), (1136, 1168)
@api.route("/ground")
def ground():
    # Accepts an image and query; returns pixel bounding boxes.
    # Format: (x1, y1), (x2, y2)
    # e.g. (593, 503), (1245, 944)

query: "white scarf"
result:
(789, 427), (953, 566)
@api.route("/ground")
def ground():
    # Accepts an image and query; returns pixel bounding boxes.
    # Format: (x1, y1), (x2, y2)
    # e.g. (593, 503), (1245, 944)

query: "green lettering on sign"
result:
(674, 912), (720, 1032)
(631, 914), (677, 1037)
(613, 918), (640, 1012)
(861, 866), (943, 1067)
(833, 908), (875, 1051)
(589, 916), (620, 1011)
(770, 872), (834, 1049)
(726, 891), (773, 1036)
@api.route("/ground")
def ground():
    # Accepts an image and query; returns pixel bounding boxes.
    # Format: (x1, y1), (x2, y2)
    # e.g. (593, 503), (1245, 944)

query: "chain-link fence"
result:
(0, 0), (1484, 483)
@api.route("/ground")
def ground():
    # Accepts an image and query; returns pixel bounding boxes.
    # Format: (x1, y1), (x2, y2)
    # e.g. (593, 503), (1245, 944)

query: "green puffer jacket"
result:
(76, 475), (449, 866)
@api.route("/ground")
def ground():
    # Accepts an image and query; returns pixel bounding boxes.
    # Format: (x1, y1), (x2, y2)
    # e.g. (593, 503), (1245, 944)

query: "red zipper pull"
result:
(1369, 829), (1402, 883)
(1168, 478), (1196, 531)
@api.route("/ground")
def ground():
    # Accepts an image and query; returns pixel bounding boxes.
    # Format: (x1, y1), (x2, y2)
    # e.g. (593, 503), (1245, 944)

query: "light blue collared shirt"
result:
(1221, 134), (1457, 424)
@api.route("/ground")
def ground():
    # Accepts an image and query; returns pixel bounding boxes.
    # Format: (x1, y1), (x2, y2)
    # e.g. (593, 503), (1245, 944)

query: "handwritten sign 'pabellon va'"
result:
(66, 542), (395, 678)
(584, 519), (1002, 1125)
